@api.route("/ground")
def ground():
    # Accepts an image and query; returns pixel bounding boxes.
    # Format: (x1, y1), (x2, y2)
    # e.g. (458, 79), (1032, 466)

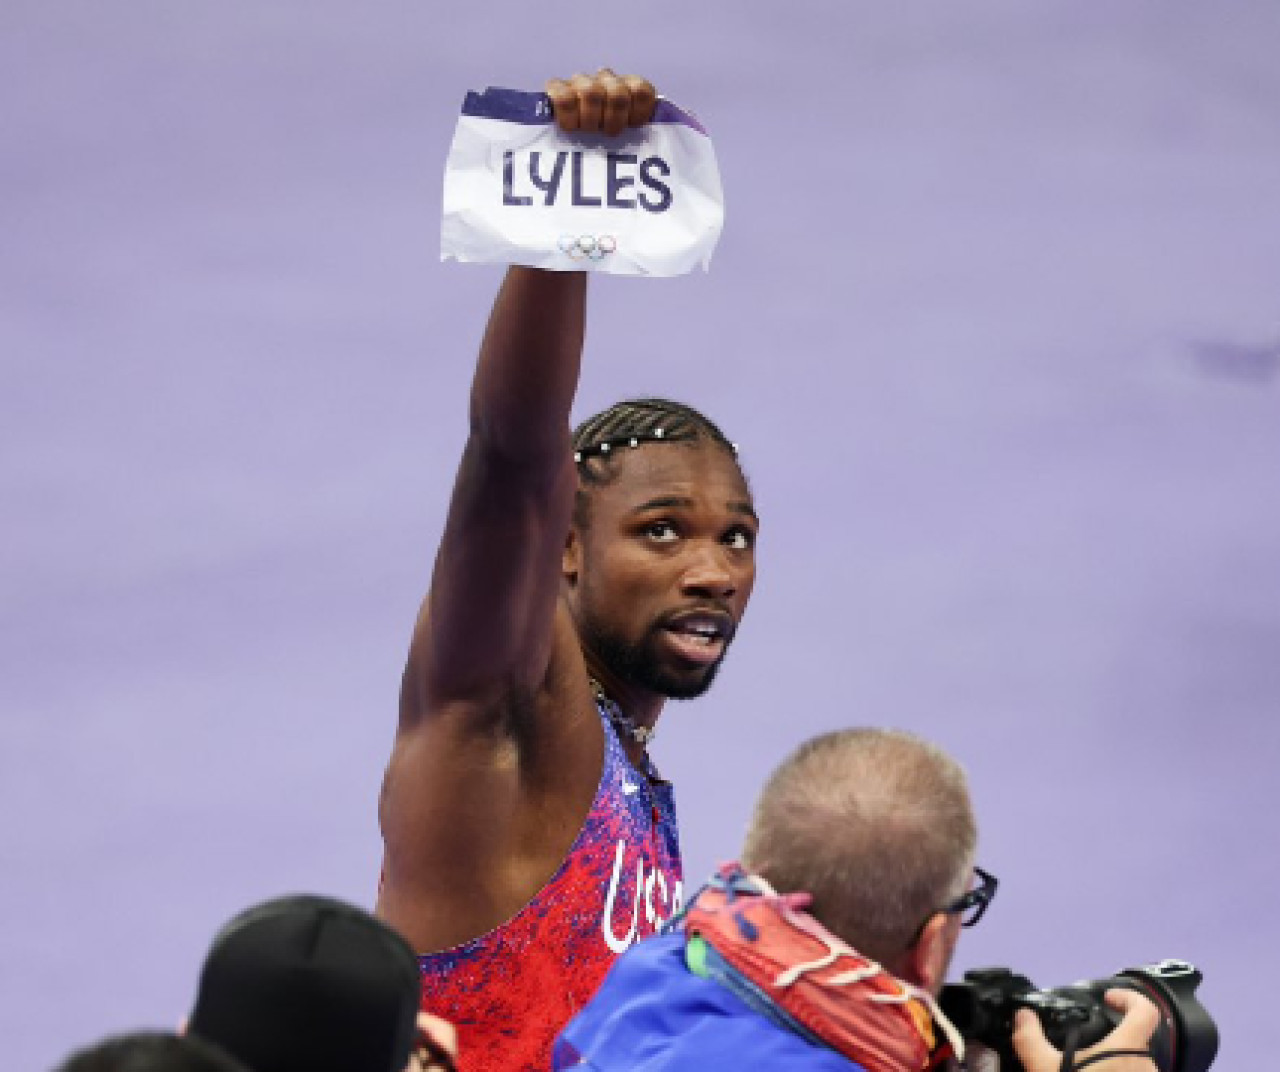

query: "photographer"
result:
(553, 728), (1160, 1072)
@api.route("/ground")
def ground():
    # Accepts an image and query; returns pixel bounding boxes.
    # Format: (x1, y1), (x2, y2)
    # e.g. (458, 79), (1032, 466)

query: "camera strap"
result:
(1061, 1023), (1152, 1072)
(1055, 1019), (1082, 1072)
(1070, 1050), (1152, 1071)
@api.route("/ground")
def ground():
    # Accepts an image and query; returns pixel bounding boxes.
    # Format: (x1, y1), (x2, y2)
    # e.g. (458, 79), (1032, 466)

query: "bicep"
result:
(404, 437), (576, 721)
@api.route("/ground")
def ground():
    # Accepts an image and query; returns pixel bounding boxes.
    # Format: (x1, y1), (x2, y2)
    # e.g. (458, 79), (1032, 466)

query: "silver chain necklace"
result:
(588, 677), (656, 746)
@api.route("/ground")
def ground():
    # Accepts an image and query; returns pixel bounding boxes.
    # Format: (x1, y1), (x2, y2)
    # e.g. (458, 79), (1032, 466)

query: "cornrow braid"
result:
(570, 398), (743, 529)
(571, 397), (738, 484)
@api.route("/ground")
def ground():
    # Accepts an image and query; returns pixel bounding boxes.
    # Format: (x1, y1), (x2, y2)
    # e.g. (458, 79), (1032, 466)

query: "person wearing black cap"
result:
(188, 895), (455, 1072)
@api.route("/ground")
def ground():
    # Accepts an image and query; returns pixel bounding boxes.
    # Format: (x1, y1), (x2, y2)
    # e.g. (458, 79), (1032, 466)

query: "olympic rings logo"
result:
(558, 234), (618, 261)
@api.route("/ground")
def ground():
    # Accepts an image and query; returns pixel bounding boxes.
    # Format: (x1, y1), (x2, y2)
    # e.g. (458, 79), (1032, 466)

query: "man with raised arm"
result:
(375, 70), (758, 1072)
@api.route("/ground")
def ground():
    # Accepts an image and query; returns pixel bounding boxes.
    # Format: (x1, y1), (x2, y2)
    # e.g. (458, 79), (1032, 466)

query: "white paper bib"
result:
(441, 87), (724, 277)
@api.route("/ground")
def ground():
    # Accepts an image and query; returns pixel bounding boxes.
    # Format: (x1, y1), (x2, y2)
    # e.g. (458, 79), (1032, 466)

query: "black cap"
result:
(189, 895), (420, 1072)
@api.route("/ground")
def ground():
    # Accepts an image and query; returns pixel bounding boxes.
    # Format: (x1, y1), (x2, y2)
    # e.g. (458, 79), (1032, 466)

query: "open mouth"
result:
(660, 612), (733, 665)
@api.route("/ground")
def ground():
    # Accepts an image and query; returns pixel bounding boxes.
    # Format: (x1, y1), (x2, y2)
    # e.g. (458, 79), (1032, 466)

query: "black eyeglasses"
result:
(941, 866), (998, 928)
(909, 866), (999, 946)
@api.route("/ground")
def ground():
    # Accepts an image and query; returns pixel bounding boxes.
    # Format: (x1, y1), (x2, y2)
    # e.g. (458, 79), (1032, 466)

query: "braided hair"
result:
(570, 397), (742, 526)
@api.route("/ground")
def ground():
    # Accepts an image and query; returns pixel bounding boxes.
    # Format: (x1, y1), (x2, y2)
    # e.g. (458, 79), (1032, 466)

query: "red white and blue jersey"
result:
(417, 703), (682, 1072)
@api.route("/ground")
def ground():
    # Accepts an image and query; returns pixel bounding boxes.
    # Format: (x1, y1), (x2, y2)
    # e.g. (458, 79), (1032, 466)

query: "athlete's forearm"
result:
(469, 266), (586, 462)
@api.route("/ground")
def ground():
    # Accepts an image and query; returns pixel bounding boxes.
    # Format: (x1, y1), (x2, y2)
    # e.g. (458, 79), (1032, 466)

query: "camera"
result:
(939, 959), (1217, 1072)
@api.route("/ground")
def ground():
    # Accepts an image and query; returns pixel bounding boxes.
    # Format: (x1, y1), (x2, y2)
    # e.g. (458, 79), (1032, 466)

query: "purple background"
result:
(4, 3), (1277, 1069)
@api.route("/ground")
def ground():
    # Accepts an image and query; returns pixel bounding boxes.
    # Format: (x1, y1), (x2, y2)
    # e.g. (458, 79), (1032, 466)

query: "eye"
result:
(646, 521), (679, 543)
(724, 527), (755, 551)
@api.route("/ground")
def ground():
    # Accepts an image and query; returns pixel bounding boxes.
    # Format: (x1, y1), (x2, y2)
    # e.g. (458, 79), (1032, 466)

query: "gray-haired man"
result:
(554, 728), (1160, 1072)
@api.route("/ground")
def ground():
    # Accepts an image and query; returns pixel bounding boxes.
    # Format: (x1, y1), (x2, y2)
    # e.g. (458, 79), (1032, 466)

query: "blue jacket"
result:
(553, 932), (863, 1072)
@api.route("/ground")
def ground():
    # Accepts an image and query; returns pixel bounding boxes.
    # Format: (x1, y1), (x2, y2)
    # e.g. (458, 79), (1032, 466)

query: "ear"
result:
(562, 526), (582, 587)
(903, 912), (958, 996)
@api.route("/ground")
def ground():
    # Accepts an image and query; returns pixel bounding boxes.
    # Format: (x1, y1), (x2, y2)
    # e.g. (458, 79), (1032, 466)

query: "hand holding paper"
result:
(441, 70), (725, 277)
(544, 69), (657, 138)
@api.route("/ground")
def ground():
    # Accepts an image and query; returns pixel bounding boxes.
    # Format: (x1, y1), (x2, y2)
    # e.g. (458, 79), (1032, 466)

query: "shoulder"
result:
(384, 604), (600, 812)
(558, 934), (857, 1071)
(508, 604), (603, 774)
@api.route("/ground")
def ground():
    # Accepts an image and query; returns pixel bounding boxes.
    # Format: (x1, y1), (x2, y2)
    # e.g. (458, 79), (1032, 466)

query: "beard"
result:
(577, 611), (728, 700)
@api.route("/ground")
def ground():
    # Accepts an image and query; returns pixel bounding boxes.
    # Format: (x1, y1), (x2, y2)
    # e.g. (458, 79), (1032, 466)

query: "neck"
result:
(582, 656), (665, 729)
(584, 664), (663, 765)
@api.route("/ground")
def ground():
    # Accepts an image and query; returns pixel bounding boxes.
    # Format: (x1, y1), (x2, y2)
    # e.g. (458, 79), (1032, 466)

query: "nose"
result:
(679, 542), (737, 599)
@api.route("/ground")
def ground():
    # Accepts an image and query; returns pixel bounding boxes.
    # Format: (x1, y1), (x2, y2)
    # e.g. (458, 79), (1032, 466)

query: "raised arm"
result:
(403, 266), (585, 721)
(402, 70), (657, 727)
